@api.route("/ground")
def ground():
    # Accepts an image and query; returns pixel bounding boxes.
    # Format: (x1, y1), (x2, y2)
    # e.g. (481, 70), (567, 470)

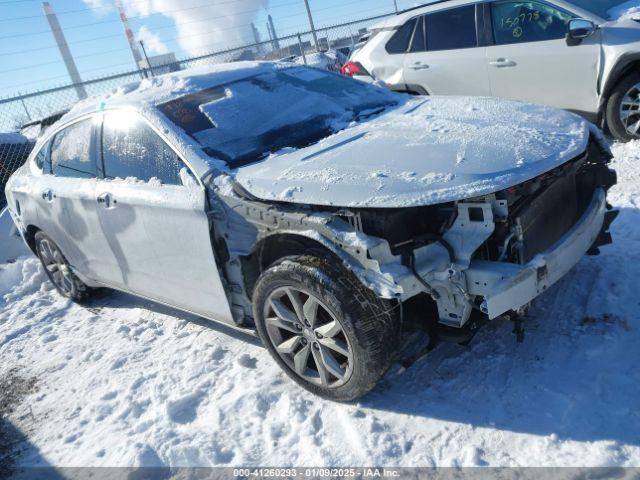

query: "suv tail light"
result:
(341, 61), (369, 77)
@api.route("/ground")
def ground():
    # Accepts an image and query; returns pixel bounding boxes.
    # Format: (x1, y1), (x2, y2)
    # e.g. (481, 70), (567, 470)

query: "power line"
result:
(0, 0), (302, 53)
(0, 0), (273, 37)
(0, 0), (288, 14)
(0, 0), (366, 60)
(0, 5), (392, 91)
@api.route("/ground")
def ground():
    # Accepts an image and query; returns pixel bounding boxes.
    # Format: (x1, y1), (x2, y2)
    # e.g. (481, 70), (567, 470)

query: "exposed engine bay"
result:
(209, 135), (617, 336)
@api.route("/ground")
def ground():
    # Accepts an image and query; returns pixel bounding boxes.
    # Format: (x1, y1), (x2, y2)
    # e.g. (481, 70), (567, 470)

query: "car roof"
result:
(379, 0), (603, 27)
(61, 61), (275, 125)
(380, 0), (478, 27)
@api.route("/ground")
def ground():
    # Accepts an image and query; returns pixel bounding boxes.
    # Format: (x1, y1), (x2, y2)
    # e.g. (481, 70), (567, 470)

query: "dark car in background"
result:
(0, 110), (67, 208)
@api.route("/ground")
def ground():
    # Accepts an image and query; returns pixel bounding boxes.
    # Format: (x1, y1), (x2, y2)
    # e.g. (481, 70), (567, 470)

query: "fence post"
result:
(0, 12), (399, 130)
(297, 34), (308, 65)
(303, 0), (320, 52)
(20, 97), (32, 121)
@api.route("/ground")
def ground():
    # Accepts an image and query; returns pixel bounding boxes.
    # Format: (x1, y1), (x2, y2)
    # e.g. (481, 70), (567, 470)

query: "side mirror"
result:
(566, 18), (596, 46)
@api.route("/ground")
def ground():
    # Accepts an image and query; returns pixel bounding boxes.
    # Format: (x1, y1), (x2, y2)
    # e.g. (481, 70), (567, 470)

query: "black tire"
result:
(35, 231), (92, 303)
(253, 255), (401, 401)
(606, 71), (640, 142)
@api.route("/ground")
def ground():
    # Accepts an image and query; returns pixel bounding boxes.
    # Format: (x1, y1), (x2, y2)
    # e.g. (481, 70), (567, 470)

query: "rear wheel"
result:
(606, 72), (640, 141)
(253, 255), (401, 401)
(35, 231), (91, 302)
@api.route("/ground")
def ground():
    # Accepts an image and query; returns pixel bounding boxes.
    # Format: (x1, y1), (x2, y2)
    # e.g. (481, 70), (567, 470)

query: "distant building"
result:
(138, 53), (180, 75)
(235, 50), (256, 61)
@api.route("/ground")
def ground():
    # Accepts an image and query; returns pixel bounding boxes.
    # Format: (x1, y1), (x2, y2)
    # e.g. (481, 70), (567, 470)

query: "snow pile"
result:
(0, 143), (638, 468)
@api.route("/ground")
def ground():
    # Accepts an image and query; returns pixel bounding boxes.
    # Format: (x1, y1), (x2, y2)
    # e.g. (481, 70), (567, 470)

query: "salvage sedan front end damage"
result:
(5, 62), (619, 399)
(208, 133), (617, 340)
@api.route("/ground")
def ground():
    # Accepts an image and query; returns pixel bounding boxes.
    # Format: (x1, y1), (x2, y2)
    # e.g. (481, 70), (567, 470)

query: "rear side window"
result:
(491, 1), (572, 45)
(425, 5), (478, 51)
(50, 119), (95, 179)
(101, 112), (183, 185)
(34, 141), (51, 173)
(386, 18), (417, 54)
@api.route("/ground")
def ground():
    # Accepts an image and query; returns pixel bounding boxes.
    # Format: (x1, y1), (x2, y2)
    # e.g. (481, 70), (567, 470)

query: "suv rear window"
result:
(385, 18), (417, 54)
(425, 5), (477, 51)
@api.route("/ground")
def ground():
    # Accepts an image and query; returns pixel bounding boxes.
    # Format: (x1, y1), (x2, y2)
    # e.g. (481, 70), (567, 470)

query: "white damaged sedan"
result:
(4, 62), (618, 400)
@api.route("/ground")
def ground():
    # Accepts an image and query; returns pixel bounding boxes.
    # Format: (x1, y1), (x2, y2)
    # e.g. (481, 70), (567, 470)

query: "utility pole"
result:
(139, 41), (153, 77)
(303, 0), (320, 52)
(42, 2), (87, 100)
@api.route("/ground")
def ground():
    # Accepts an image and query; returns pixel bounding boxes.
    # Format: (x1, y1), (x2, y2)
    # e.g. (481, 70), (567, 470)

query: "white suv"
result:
(345, 0), (640, 141)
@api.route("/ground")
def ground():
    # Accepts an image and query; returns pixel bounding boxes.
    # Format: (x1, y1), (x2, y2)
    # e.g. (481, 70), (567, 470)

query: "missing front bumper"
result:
(466, 188), (612, 320)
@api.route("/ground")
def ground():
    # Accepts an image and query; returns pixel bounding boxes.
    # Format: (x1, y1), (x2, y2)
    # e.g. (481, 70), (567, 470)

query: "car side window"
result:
(34, 141), (51, 174)
(491, 1), (572, 45)
(409, 16), (427, 52)
(386, 18), (417, 54)
(425, 5), (477, 51)
(101, 112), (183, 186)
(50, 119), (96, 179)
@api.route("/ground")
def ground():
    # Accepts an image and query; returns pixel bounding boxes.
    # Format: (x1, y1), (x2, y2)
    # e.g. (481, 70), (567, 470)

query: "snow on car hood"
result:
(232, 96), (589, 208)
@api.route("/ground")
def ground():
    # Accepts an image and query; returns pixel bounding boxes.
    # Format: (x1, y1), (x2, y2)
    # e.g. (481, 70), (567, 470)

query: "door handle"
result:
(41, 190), (54, 202)
(97, 193), (114, 208)
(410, 63), (430, 70)
(489, 58), (517, 67)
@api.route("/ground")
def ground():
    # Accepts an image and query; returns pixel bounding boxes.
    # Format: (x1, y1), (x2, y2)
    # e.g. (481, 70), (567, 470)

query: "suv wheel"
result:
(253, 255), (401, 401)
(35, 231), (91, 302)
(606, 72), (640, 141)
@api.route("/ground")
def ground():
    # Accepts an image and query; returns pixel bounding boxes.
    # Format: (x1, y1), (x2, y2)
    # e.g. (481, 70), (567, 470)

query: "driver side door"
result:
(485, 0), (601, 114)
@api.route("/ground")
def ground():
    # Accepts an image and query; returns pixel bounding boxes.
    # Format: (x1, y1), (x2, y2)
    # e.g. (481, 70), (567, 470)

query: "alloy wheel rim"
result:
(39, 239), (75, 297)
(263, 287), (354, 388)
(619, 82), (640, 136)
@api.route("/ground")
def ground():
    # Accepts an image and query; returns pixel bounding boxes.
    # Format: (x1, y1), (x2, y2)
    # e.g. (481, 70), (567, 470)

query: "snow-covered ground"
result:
(0, 143), (638, 469)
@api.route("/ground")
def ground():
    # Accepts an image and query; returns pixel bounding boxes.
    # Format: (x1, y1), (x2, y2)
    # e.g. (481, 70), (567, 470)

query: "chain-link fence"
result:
(0, 11), (393, 208)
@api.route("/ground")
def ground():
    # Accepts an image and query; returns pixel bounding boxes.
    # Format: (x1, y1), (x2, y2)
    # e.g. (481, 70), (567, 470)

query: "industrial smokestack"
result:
(268, 15), (280, 50)
(42, 2), (87, 100)
(251, 23), (262, 54)
(115, 0), (146, 78)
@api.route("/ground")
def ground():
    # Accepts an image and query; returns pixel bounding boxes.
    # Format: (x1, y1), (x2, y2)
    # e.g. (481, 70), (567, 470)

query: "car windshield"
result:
(157, 66), (399, 168)
(568, 0), (636, 19)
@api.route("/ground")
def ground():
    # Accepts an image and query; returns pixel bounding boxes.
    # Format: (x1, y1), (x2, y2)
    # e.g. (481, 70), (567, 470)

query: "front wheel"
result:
(35, 231), (92, 302)
(606, 72), (640, 142)
(253, 255), (401, 401)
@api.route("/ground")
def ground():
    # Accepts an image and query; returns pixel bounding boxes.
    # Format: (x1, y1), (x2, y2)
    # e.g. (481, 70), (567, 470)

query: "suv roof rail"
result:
(396, 0), (455, 15)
